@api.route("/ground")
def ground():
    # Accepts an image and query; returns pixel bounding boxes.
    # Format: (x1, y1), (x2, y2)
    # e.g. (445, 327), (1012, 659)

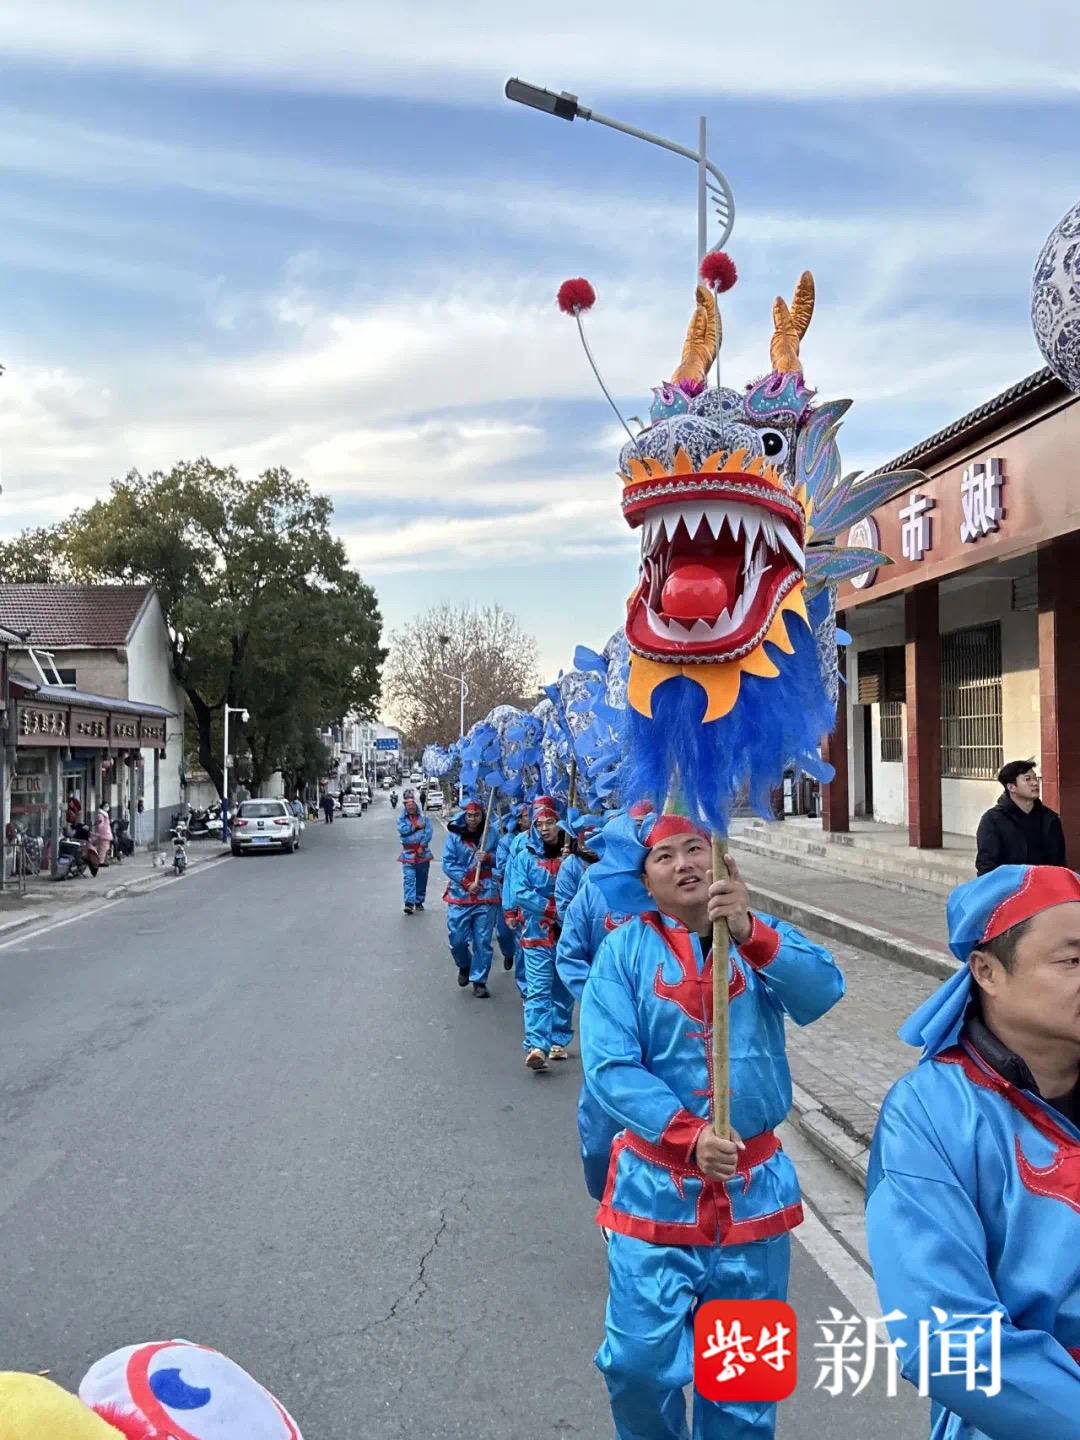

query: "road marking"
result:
(0, 855), (231, 952)
(794, 1200), (881, 1318)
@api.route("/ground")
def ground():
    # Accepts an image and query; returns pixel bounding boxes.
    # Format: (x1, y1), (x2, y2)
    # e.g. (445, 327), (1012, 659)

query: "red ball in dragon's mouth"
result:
(622, 473), (806, 664)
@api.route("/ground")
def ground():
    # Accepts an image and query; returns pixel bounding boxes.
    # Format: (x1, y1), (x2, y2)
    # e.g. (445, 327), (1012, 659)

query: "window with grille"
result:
(880, 700), (903, 762)
(940, 623), (1003, 780)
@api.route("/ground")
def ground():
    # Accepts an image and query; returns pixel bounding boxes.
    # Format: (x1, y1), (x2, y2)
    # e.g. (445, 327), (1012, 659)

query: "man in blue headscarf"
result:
(866, 864), (1080, 1437)
(581, 808), (844, 1439)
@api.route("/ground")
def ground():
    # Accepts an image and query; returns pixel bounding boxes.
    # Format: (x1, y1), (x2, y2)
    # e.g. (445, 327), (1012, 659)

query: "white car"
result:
(231, 799), (299, 855)
(425, 788), (445, 812)
(341, 792), (362, 817)
(381, 776), (393, 789)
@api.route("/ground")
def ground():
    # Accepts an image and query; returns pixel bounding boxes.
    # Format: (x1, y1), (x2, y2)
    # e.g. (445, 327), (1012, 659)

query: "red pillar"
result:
(821, 610), (850, 833)
(1038, 533), (1080, 863)
(905, 582), (942, 849)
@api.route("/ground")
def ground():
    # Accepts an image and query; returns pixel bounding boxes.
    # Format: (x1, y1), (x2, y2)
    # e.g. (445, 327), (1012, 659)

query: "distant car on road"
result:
(381, 776), (393, 789)
(341, 792), (362, 818)
(425, 787), (445, 813)
(231, 798), (299, 856)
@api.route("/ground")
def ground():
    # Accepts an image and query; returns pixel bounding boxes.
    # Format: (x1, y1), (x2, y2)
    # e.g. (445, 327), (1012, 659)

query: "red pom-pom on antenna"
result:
(700, 251), (737, 293)
(557, 278), (596, 315)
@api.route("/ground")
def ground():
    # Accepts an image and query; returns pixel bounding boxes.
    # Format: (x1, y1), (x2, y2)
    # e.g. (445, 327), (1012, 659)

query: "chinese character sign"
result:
(899, 493), (935, 562)
(960, 459), (1005, 543)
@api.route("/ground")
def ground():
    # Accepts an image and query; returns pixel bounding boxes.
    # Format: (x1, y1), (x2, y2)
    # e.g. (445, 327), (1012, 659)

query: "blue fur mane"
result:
(617, 614), (835, 832)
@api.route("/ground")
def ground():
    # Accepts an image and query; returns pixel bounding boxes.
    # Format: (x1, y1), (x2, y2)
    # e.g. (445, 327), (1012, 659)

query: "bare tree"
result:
(383, 603), (539, 747)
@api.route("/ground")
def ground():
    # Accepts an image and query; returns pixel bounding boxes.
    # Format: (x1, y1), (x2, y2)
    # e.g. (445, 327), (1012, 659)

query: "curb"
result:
(744, 880), (957, 982)
(0, 911), (47, 939)
(789, 1082), (870, 1188)
(103, 847), (231, 901)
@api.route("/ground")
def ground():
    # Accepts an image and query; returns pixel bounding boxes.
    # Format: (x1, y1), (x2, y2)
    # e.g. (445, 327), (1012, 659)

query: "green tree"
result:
(0, 526), (72, 582)
(64, 459), (385, 796)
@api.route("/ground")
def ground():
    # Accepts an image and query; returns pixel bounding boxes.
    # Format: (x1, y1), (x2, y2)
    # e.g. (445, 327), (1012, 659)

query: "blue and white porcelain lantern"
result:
(1032, 198), (1080, 393)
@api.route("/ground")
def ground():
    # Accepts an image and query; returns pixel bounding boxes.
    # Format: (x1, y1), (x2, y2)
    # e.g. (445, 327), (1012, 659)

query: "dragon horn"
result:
(672, 284), (719, 386)
(769, 270), (815, 373)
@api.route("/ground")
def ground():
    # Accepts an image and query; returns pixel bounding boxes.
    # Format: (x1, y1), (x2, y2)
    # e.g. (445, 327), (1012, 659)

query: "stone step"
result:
(732, 822), (970, 900)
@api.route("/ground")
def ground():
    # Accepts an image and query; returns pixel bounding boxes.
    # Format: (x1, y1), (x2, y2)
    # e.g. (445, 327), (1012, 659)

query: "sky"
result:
(1, 1), (1079, 715)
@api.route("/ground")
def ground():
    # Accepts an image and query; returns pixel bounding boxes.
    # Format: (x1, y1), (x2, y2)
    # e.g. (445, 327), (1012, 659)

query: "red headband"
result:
(645, 814), (709, 847)
(982, 866), (1080, 944)
(532, 796), (558, 822)
(464, 800), (483, 815)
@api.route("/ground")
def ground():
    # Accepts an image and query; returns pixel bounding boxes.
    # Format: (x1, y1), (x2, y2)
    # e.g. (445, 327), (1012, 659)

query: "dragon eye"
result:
(761, 430), (787, 460)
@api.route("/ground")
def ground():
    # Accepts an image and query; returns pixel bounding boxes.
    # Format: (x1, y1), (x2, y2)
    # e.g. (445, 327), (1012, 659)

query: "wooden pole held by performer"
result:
(711, 831), (731, 1137)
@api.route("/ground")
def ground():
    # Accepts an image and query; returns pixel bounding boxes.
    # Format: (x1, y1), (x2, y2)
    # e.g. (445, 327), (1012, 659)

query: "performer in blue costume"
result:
(554, 813), (637, 1202)
(582, 809), (844, 1439)
(397, 793), (433, 916)
(866, 864), (1080, 1438)
(554, 813), (601, 922)
(495, 803), (530, 992)
(441, 798), (499, 998)
(505, 795), (576, 1072)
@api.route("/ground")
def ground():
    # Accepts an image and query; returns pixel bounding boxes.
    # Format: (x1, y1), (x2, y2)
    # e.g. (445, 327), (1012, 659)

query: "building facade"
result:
(0, 585), (186, 842)
(822, 367), (1080, 855)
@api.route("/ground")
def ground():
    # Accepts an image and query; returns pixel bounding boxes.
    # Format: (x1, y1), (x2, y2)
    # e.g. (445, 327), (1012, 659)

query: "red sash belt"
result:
(624, 1126), (780, 1179)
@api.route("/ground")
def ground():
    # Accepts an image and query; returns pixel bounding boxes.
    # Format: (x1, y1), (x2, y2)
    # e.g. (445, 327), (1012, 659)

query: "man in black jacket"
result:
(975, 760), (1067, 874)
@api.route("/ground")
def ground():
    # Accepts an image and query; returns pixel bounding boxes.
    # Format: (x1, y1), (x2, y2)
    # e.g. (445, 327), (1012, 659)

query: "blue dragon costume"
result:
(867, 864), (1080, 1438)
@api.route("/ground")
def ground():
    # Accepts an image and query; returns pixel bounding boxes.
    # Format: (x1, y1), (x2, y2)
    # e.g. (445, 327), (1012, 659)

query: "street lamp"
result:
(504, 78), (735, 265)
(436, 634), (468, 804)
(222, 704), (249, 840)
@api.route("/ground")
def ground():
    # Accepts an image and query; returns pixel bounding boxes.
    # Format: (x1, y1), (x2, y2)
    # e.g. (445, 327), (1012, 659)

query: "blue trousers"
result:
(522, 944), (574, 1053)
(402, 862), (429, 906)
(578, 1080), (621, 1201)
(496, 908), (516, 962)
(599, 1231), (790, 1440)
(447, 903), (497, 983)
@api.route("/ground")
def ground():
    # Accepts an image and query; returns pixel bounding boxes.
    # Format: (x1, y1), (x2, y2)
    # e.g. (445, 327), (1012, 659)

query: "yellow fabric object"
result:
(0, 1372), (120, 1440)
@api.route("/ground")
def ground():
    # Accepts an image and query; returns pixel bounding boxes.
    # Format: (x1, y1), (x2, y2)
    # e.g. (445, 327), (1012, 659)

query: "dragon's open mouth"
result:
(624, 483), (806, 663)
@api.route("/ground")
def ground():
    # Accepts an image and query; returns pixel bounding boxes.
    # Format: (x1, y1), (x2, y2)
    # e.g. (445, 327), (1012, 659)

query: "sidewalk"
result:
(732, 845), (958, 1187)
(0, 840), (230, 934)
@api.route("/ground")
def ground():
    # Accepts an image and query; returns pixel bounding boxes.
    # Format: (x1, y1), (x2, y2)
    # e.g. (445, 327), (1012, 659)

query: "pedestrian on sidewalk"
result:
(321, 791), (335, 824)
(975, 760), (1066, 874)
(504, 796), (575, 1071)
(91, 808), (114, 867)
(866, 864), (1080, 1436)
(580, 809), (844, 1440)
(441, 797), (499, 998)
(398, 794), (433, 915)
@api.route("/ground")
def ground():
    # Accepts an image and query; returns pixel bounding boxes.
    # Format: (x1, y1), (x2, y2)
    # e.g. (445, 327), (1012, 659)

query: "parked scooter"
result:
(170, 812), (190, 846)
(173, 835), (188, 875)
(56, 823), (97, 881)
(206, 801), (224, 840)
(187, 808), (211, 840)
(113, 815), (135, 859)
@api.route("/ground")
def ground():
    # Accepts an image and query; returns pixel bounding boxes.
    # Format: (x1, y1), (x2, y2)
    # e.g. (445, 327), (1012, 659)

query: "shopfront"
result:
(823, 366), (1080, 855)
(8, 679), (171, 876)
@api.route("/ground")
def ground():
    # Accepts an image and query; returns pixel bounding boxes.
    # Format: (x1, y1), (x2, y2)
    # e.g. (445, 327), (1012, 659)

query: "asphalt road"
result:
(0, 796), (927, 1438)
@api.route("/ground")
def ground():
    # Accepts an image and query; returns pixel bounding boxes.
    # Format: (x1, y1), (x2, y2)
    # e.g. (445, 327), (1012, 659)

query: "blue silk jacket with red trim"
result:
(580, 908), (844, 1246)
(556, 871), (635, 1002)
(442, 820), (500, 906)
(867, 968), (1080, 1438)
(503, 827), (565, 950)
(396, 809), (433, 865)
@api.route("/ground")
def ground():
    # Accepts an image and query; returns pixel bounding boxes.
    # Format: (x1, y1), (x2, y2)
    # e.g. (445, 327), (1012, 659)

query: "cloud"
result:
(1, 2), (1079, 101)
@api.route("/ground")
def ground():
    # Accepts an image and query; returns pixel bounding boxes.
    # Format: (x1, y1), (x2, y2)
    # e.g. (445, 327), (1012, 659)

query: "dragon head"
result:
(621, 273), (837, 722)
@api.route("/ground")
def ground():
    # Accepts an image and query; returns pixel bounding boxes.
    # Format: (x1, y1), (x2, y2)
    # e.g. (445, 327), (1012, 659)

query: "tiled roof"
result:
(871, 367), (1069, 476)
(0, 584), (154, 648)
(9, 670), (174, 718)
